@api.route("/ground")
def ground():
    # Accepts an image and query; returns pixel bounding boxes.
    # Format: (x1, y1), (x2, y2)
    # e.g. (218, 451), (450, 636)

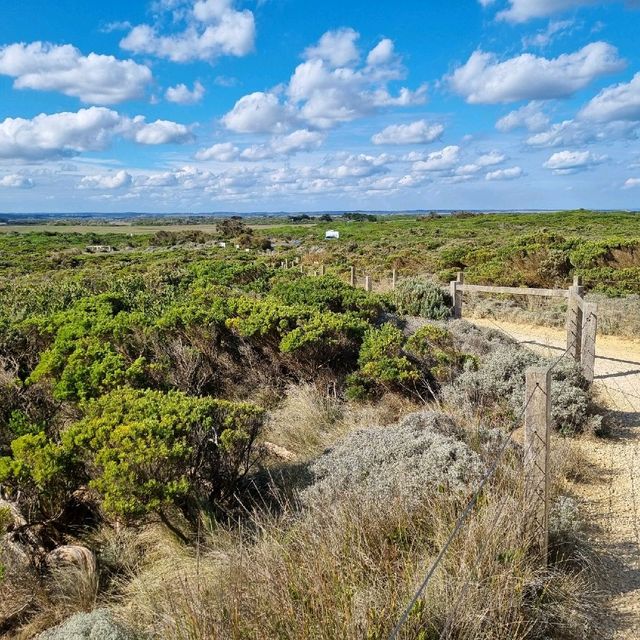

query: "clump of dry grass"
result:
(264, 383), (422, 458)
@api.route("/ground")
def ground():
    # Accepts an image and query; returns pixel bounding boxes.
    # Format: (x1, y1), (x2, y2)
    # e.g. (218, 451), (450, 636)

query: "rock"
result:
(38, 609), (136, 640)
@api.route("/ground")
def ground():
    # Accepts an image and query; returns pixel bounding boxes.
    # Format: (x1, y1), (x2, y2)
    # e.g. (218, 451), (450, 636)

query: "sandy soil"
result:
(471, 318), (640, 639)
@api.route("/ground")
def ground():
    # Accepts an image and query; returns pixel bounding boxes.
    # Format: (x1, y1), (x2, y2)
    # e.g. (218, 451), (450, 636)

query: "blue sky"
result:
(0, 0), (639, 213)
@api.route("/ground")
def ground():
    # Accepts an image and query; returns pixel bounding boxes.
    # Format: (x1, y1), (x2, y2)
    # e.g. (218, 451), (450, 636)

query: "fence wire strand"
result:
(387, 382), (546, 639)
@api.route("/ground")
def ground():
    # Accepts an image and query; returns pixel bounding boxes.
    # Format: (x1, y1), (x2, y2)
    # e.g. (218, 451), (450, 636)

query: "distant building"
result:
(325, 230), (340, 240)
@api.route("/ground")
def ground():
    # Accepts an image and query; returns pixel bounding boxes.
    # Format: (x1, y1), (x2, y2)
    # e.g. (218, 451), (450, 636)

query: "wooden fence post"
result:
(299, 264), (304, 273)
(364, 275), (372, 292)
(392, 268), (397, 290)
(581, 302), (598, 383)
(566, 276), (584, 364)
(449, 271), (463, 319)
(350, 266), (356, 287)
(284, 258), (288, 269)
(320, 264), (326, 276)
(524, 366), (551, 564)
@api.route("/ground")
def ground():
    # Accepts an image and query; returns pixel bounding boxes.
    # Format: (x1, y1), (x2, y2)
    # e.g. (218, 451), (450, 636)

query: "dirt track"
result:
(471, 318), (640, 639)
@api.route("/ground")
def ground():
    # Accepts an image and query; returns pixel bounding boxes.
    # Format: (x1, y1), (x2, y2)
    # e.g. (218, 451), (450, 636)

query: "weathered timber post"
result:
(581, 302), (598, 384)
(320, 264), (326, 276)
(299, 264), (304, 273)
(449, 271), (464, 319)
(350, 265), (356, 287)
(284, 258), (289, 269)
(364, 275), (372, 292)
(566, 275), (584, 364)
(392, 268), (397, 290)
(524, 366), (551, 564)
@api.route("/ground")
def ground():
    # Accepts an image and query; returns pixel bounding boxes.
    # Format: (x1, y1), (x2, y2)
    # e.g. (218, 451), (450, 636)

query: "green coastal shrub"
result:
(0, 388), (265, 524)
(346, 324), (419, 399)
(63, 387), (264, 520)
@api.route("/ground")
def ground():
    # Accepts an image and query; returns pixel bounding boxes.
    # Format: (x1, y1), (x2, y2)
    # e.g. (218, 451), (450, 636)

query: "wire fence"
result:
(388, 344), (574, 639)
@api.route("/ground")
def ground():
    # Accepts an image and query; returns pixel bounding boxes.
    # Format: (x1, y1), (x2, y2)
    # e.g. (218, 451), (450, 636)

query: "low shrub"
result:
(0, 388), (265, 528)
(302, 411), (483, 509)
(346, 324), (419, 399)
(393, 277), (452, 319)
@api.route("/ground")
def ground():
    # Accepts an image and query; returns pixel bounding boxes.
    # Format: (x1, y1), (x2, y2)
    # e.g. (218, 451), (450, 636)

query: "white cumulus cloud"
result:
(0, 174), (34, 188)
(448, 42), (624, 104)
(80, 170), (133, 190)
(0, 107), (192, 160)
(372, 120), (444, 145)
(485, 166), (523, 180)
(166, 81), (205, 104)
(543, 149), (607, 173)
(623, 177), (640, 188)
(120, 0), (255, 63)
(412, 145), (460, 171)
(125, 117), (194, 144)
(0, 41), (151, 104)
(579, 72), (640, 122)
(303, 28), (360, 67)
(496, 101), (550, 132)
(222, 91), (297, 133)
(496, 0), (600, 23)
(195, 142), (240, 161)
(222, 29), (426, 133)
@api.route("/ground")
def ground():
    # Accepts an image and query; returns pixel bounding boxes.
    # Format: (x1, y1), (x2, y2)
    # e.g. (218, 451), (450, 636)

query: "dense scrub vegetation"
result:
(0, 211), (630, 638)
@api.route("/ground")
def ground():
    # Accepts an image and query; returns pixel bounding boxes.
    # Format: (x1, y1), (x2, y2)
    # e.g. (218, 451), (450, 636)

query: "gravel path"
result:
(471, 318), (640, 639)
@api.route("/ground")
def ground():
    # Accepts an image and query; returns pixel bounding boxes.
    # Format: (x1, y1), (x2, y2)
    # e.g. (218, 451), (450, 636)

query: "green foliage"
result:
(62, 387), (264, 519)
(406, 324), (476, 384)
(270, 274), (382, 316)
(347, 324), (419, 399)
(394, 278), (452, 319)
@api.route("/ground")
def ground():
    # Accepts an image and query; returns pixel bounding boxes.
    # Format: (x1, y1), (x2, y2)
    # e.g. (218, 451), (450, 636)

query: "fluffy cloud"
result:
(495, 0), (599, 23)
(166, 81), (205, 104)
(0, 174), (34, 188)
(448, 42), (624, 104)
(126, 117), (194, 144)
(222, 92), (296, 133)
(196, 129), (324, 162)
(485, 166), (523, 180)
(195, 141), (240, 161)
(270, 129), (325, 155)
(0, 42), (151, 104)
(543, 149), (607, 173)
(579, 72), (640, 122)
(455, 151), (507, 175)
(303, 28), (360, 67)
(366, 39), (395, 66)
(325, 153), (392, 179)
(412, 146), (460, 171)
(222, 29), (426, 133)
(623, 177), (640, 188)
(120, 0), (255, 63)
(526, 118), (638, 147)
(496, 101), (550, 132)
(371, 120), (444, 145)
(80, 170), (133, 190)
(0, 108), (122, 160)
(0, 107), (192, 160)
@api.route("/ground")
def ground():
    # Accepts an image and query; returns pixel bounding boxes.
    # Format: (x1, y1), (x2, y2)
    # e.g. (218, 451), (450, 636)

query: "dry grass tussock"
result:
(113, 415), (599, 640)
(0, 556), (98, 639)
(264, 382), (420, 458)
